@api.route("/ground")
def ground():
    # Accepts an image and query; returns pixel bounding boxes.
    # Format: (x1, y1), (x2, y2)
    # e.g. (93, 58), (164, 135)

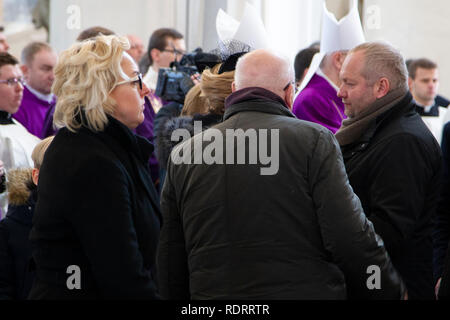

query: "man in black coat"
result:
(435, 122), (450, 299)
(336, 42), (442, 300)
(157, 49), (404, 300)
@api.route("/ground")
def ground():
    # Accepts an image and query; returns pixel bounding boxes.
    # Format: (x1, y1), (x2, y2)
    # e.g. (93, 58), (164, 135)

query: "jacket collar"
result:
(224, 87), (295, 120)
(77, 112), (154, 165)
(350, 92), (414, 145)
(6, 187), (37, 227)
(102, 115), (154, 164)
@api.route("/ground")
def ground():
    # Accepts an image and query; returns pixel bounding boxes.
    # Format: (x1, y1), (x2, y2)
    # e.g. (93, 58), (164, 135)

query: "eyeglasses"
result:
(162, 48), (186, 56)
(0, 77), (26, 87)
(283, 81), (298, 94)
(116, 73), (143, 91)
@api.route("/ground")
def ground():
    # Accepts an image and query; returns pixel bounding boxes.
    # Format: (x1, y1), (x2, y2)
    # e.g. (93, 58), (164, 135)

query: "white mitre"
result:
(298, 0), (365, 94)
(216, 2), (269, 50)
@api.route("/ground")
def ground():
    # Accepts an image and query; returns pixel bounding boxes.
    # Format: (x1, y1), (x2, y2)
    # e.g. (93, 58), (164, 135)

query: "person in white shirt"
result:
(408, 58), (449, 144)
(0, 52), (40, 215)
(143, 28), (185, 113)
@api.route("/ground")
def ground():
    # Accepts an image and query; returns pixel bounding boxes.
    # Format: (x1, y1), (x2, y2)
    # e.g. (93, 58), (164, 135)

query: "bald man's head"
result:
(234, 49), (295, 108)
(235, 49), (294, 93)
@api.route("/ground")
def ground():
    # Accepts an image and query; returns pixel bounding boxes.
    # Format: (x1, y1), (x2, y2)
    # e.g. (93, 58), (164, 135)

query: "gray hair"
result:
(350, 42), (408, 91)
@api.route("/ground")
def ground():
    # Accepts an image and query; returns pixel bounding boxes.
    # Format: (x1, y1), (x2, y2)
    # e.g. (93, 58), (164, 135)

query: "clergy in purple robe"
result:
(13, 85), (56, 138)
(292, 73), (346, 134)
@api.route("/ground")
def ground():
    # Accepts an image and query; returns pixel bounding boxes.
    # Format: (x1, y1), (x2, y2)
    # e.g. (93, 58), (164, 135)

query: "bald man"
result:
(157, 49), (404, 300)
(126, 34), (145, 63)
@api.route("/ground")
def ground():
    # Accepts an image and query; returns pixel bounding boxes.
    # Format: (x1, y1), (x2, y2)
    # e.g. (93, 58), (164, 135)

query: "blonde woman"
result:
(28, 35), (160, 299)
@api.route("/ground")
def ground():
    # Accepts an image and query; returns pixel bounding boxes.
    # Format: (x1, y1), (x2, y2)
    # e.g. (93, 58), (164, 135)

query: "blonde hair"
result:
(200, 64), (234, 115)
(31, 136), (54, 169)
(52, 35), (130, 132)
(181, 84), (209, 116)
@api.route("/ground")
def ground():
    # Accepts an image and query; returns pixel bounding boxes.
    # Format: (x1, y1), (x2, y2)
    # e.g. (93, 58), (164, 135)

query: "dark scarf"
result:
(335, 87), (408, 146)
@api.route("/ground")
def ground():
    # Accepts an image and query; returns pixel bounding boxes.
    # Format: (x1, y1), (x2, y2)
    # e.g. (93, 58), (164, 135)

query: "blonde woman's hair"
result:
(181, 84), (209, 116)
(200, 64), (234, 115)
(32, 136), (54, 169)
(52, 35), (130, 132)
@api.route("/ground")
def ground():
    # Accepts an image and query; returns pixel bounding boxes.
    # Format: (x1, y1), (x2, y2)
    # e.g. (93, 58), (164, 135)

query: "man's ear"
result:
(408, 77), (413, 91)
(333, 51), (347, 70)
(32, 168), (39, 186)
(20, 64), (29, 78)
(375, 77), (390, 99)
(285, 84), (294, 110)
(231, 81), (236, 93)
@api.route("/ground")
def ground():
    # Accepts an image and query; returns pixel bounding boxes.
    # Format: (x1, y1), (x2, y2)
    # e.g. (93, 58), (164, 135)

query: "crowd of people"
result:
(0, 4), (449, 300)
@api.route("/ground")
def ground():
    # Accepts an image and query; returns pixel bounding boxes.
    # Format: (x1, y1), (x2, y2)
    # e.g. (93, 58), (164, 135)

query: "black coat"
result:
(0, 181), (36, 300)
(29, 115), (161, 299)
(434, 122), (450, 281)
(436, 122), (450, 299)
(340, 93), (442, 300)
(157, 87), (404, 300)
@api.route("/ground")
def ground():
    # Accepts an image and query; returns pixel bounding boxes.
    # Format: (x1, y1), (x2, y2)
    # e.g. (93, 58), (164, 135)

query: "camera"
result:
(155, 48), (220, 104)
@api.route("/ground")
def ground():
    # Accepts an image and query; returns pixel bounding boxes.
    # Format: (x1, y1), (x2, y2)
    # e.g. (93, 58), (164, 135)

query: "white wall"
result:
(48, 0), (323, 63)
(49, 0), (187, 53)
(363, 0), (450, 98)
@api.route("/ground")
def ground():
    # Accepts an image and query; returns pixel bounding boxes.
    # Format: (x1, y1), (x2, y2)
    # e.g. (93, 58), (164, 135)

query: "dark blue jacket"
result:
(0, 184), (36, 300)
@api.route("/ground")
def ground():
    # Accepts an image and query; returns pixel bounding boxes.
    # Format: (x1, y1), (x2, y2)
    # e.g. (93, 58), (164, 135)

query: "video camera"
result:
(155, 48), (220, 104)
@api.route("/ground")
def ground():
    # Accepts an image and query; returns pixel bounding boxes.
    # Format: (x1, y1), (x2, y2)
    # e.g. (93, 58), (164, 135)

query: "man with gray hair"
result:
(337, 42), (442, 299)
(157, 49), (404, 300)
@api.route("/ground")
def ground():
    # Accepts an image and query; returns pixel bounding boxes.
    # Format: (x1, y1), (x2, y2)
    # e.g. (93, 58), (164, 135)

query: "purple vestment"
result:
(133, 94), (160, 188)
(292, 74), (346, 134)
(13, 86), (56, 138)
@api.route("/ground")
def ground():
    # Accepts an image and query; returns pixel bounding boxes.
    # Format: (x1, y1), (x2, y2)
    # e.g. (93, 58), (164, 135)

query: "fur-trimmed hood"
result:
(7, 168), (35, 206)
(155, 113), (223, 170)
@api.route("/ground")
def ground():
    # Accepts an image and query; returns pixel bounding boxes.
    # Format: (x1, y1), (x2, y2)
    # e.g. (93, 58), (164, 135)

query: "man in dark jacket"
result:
(157, 49), (404, 300)
(336, 42), (442, 300)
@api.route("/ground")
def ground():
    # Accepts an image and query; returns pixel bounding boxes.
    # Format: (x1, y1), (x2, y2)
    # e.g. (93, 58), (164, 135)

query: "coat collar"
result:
(345, 92), (414, 146)
(90, 115), (161, 223)
(224, 87), (295, 120)
(102, 115), (154, 165)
